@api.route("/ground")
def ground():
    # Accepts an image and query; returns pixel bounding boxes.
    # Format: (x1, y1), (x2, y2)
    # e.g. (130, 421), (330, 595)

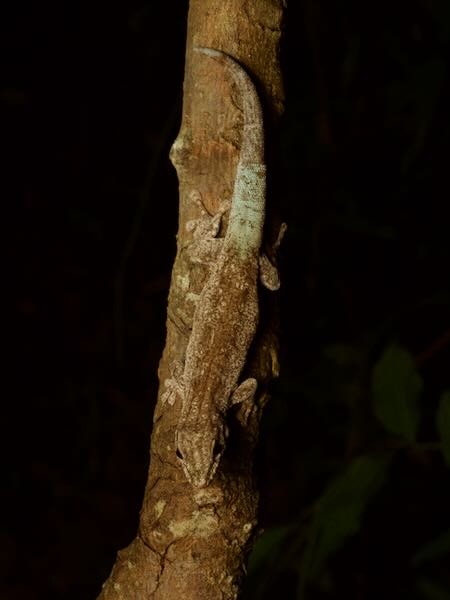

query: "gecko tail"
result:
(194, 46), (264, 164)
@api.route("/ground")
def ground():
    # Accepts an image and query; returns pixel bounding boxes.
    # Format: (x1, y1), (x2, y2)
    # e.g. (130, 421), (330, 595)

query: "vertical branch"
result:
(98, 1), (285, 598)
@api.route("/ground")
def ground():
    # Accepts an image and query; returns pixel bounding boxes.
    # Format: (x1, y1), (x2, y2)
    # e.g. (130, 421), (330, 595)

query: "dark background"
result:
(3, 1), (450, 598)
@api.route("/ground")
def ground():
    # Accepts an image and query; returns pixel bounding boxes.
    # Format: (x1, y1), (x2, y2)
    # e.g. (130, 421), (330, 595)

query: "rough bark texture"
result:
(98, 1), (285, 599)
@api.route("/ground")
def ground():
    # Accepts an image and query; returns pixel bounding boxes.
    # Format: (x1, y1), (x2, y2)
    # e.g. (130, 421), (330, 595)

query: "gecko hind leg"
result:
(187, 192), (231, 265)
(259, 222), (287, 291)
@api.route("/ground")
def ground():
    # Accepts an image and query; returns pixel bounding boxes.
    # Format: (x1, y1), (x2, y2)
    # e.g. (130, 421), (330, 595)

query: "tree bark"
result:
(98, 1), (285, 598)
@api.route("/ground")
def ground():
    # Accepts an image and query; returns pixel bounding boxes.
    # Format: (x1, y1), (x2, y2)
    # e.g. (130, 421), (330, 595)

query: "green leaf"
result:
(247, 526), (291, 572)
(412, 528), (450, 567)
(416, 577), (450, 600)
(302, 455), (390, 582)
(437, 391), (450, 466)
(371, 343), (423, 441)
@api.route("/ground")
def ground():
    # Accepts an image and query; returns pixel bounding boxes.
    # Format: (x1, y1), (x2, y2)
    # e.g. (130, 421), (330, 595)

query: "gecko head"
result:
(175, 420), (228, 488)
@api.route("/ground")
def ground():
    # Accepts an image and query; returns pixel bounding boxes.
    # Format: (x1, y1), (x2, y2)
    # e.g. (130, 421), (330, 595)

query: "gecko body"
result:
(167, 47), (273, 487)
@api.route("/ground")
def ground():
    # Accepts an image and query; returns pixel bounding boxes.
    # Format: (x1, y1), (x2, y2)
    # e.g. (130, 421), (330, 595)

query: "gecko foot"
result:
(161, 361), (184, 406)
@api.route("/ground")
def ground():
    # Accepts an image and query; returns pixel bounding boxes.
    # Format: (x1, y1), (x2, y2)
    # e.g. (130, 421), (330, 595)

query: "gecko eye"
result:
(176, 448), (184, 460)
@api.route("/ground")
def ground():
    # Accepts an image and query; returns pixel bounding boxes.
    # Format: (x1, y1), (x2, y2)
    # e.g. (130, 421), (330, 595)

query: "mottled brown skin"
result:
(176, 247), (260, 486)
(167, 48), (271, 487)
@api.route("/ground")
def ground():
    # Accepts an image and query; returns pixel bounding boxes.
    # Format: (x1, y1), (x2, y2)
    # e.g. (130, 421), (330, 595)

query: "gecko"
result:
(163, 47), (283, 487)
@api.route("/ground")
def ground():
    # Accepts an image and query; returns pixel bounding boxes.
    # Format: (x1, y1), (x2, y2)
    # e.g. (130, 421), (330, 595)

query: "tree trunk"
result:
(98, 1), (285, 598)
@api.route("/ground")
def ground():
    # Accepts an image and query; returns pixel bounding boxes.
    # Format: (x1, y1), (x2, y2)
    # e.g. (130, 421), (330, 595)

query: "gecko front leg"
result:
(176, 378), (257, 487)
